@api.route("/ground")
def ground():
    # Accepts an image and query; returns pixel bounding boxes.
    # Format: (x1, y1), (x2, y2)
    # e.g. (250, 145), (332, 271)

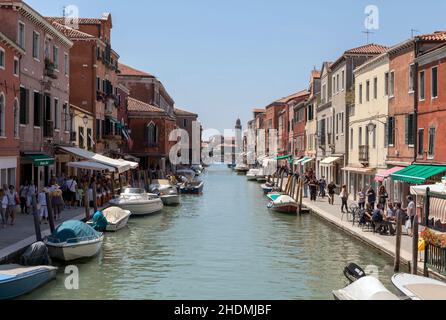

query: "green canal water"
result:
(24, 164), (399, 300)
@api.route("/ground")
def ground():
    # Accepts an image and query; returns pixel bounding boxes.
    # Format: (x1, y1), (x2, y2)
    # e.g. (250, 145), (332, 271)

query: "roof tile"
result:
(119, 63), (155, 78)
(127, 97), (166, 113)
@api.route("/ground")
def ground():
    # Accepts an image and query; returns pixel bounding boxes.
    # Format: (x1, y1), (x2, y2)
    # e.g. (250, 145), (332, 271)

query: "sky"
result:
(28, 0), (446, 137)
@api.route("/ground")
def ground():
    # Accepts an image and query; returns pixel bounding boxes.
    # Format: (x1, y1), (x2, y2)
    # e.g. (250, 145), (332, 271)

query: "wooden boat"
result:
(101, 207), (132, 231)
(109, 188), (164, 216)
(391, 273), (446, 300)
(45, 220), (104, 262)
(333, 276), (399, 300)
(0, 264), (57, 300)
(267, 194), (298, 214)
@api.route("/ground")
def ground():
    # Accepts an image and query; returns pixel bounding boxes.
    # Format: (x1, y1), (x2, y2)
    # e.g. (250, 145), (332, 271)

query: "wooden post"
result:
(298, 177), (304, 215)
(412, 214), (419, 275)
(31, 193), (42, 241)
(279, 172), (285, 191)
(45, 192), (55, 234)
(84, 184), (90, 221)
(424, 188), (430, 277)
(118, 173), (123, 195)
(394, 210), (403, 272)
(92, 181), (98, 213)
(110, 172), (116, 199)
(291, 176), (296, 198)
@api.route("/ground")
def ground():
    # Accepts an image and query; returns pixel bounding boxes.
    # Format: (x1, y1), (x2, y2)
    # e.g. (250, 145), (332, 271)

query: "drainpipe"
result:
(413, 41), (419, 165)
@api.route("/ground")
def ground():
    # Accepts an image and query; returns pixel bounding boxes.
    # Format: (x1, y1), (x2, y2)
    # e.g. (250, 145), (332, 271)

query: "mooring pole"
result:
(45, 192), (55, 234)
(92, 181), (98, 213)
(84, 184), (90, 221)
(394, 210), (402, 272)
(412, 214), (419, 275)
(31, 193), (42, 242)
(424, 187), (430, 277)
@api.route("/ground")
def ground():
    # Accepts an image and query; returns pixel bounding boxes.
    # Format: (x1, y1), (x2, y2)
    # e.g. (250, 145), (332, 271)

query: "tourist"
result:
(5, 185), (18, 226)
(340, 185), (349, 213)
(19, 181), (29, 214)
(319, 177), (327, 198)
(366, 185), (376, 210)
(386, 203), (397, 222)
(372, 204), (395, 235)
(309, 178), (318, 202)
(0, 189), (7, 228)
(37, 188), (48, 224)
(378, 185), (389, 210)
(65, 176), (78, 209)
(406, 195), (416, 237)
(49, 180), (64, 220)
(327, 181), (337, 205)
(358, 188), (366, 210)
(27, 181), (37, 213)
(303, 172), (310, 198)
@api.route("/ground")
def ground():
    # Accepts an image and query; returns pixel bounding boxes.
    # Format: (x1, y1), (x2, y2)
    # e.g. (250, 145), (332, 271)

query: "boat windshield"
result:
(123, 188), (145, 195)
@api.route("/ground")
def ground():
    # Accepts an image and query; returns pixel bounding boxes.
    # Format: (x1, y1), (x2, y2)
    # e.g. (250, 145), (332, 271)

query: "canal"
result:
(24, 164), (398, 300)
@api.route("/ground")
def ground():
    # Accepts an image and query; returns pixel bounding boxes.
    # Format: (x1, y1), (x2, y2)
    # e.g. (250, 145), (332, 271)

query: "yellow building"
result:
(344, 52), (389, 200)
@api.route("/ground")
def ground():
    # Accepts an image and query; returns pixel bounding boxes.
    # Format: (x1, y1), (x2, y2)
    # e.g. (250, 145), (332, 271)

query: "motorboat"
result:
(109, 188), (164, 216)
(45, 220), (104, 262)
(391, 273), (446, 300)
(180, 180), (204, 194)
(261, 182), (277, 194)
(333, 276), (399, 300)
(256, 168), (267, 182)
(149, 179), (181, 206)
(0, 264), (57, 300)
(191, 164), (204, 176)
(246, 169), (261, 181)
(88, 207), (132, 232)
(234, 164), (249, 174)
(267, 194), (298, 214)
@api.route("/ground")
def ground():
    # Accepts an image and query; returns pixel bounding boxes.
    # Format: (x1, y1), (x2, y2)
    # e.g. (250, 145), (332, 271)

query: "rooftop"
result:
(119, 63), (155, 78)
(127, 97), (166, 114)
(49, 21), (95, 40)
(174, 108), (198, 117)
(274, 90), (310, 104)
(345, 43), (388, 55)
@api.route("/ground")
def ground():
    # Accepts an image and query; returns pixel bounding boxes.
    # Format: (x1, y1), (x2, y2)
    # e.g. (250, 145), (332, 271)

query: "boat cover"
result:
(90, 211), (109, 232)
(20, 241), (51, 266)
(48, 220), (101, 244)
(103, 207), (130, 224)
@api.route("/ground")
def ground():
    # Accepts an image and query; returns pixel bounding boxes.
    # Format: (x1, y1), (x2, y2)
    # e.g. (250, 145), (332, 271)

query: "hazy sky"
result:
(28, 0), (446, 134)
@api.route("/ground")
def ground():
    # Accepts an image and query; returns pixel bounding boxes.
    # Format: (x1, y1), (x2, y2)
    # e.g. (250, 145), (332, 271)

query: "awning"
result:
(302, 157), (315, 165)
(276, 155), (292, 160)
(59, 146), (131, 173)
(411, 184), (446, 223)
(342, 166), (376, 174)
(391, 165), (446, 184)
(24, 154), (55, 167)
(118, 159), (139, 170)
(320, 156), (341, 165)
(67, 161), (116, 172)
(375, 166), (405, 182)
(294, 157), (309, 165)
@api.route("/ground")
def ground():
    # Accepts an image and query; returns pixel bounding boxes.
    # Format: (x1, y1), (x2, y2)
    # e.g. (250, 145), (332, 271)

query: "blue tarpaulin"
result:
(48, 220), (101, 244)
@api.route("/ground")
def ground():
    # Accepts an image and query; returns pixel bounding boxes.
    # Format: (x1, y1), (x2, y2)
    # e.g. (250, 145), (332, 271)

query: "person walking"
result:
(49, 180), (64, 220)
(366, 185), (376, 210)
(358, 188), (366, 210)
(37, 188), (48, 224)
(0, 189), (7, 228)
(406, 195), (416, 237)
(64, 176), (77, 209)
(327, 181), (337, 205)
(309, 178), (318, 202)
(27, 181), (37, 214)
(340, 185), (349, 213)
(378, 185), (389, 210)
(5, 185), (18, 226)
(19, 181), (29, 214)
(319, 177), (327, 198)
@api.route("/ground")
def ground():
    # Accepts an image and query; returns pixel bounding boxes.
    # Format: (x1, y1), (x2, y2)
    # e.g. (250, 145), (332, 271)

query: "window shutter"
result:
(384, 122), (388, 147)
(405, 115), (409, 145)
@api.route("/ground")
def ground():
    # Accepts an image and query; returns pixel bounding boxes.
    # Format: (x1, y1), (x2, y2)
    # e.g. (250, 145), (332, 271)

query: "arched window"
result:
(0, 93), (5, 137)
(13, 99), (19, 137)
(147, 122), (157, 144)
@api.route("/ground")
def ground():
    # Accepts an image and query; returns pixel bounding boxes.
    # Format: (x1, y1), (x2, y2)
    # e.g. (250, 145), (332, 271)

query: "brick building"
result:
(174, 107), (199, 164)
(0, 31), (24, 188)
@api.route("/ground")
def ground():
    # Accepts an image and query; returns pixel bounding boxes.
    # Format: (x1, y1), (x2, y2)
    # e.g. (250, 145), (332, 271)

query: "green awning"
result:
(25, 154), (55, 167)
(391, 165), (446, 184)
(276, 155), (292, 160)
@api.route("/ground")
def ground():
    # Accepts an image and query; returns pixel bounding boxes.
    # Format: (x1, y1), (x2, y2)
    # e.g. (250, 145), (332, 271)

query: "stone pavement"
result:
(0, 206), (93, 263)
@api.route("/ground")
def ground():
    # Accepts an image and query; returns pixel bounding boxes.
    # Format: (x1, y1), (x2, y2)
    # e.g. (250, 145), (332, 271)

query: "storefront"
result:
(21, 153), (55, 189)
(343, 166), (376, 201)
(0, 156), (19, 189)
(319, 156), (342, 185)
(374, 166), (405, 203)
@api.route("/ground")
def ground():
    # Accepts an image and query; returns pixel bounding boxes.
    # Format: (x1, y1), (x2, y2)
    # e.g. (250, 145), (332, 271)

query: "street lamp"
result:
(82, 115), (88, 127)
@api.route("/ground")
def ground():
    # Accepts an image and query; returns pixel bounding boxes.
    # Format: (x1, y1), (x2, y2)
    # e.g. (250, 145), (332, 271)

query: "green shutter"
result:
(405, 114), (409, 145)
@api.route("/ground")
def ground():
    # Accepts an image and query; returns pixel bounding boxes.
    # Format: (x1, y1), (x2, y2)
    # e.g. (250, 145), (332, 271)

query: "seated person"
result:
(372, 204), (396, 235)
(386, 203), (397, 222)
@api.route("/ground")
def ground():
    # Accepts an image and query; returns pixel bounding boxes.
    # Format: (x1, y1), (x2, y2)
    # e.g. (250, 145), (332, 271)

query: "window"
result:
(359, 127), (363, 146)
(33, 91), (41, 127)
(359, 83), (363, 104)
(428, 128), (436, 158)
(336, 114), (339, 135)
(0, 93), (4, 136)
(13, 58), (19, 76)
(384, 122), (388, 147)
(183, 118), (187, 127)
(372, 126), (376, 148)
(322, 84), (327, 103)
(432, 67), (438, 99)
(54, 99), (60, 129)
(336, 74), (340, 93)
(419, 71), (425, 101)
(63, 103), (69, 132)
(53, 46), (59, 70)
(389, 71), (395, 97)
(405, 113), (415, 146)
(96, 119), (101, 139)
(147, 122), (157, 145)
(32, 31), (40, 60)
(64, 53), (69, 76)
(18, 22), (25, 49)
(409, 64), (415, 93)
(13, 100), (19, 138)
(19, 87), (28, 125)
(388, 117), (395, 146)
(418, 129), (424, 156)
(0, 48), (4, 69)
(87, 128), (92, 149)
(333, 76), (336, 94)
(350, 128), (354, 149)
(341, 113), (344, 134)
(385, 72), (389, 96)
(366, 80), (370, 102)
(373, 77), (378, 99)
(341, 70), (345, 90)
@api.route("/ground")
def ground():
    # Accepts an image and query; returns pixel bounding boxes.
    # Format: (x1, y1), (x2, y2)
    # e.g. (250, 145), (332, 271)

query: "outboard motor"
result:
(20, 241), (51, 266)
(343, 263), (366, 283)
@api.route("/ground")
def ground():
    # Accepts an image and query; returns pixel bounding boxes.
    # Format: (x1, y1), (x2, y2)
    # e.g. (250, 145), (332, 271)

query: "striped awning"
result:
(430, 197), (446, 224)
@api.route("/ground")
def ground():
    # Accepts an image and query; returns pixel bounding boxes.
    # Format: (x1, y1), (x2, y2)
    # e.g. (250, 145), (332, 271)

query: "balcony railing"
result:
(44, 59), (58, 79)
(359, 145), (369, 163)
(43, 120), (54, 138)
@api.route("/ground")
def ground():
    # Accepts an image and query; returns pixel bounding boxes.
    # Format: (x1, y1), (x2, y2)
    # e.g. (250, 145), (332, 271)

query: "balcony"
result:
(359, 145), (369, 164)
(44, 59), (58, 79)
(43, 120), (54, 138)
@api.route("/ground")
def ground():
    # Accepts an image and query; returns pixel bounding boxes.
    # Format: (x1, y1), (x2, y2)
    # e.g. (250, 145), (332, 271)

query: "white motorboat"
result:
(109, 188), (164, 216)
(333, 276), (400, 300)
(102, 207), (132, 231)
(256, 168), (267, 182)
(45, 220), (104, 262)
(391, 273), (446, 300)
(234, 164), (249, 174)
(267, 194), (298, 214)
(149, 180), (181, 206)
(246, 169), (261, 181)
(0, 264), (57, 300)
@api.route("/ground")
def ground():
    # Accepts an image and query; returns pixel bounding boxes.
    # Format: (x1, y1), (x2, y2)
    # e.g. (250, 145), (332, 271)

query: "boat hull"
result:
(180, 182), (204, 194)
(246, 175), (257, 181)
(161, 194), (181, 205)
(0, 265), (57, 300)
(110, 199), (164, 216)
(106, 213), (131, 232)
(46, 236), (104, 262)
(269, 204), (298, 214)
